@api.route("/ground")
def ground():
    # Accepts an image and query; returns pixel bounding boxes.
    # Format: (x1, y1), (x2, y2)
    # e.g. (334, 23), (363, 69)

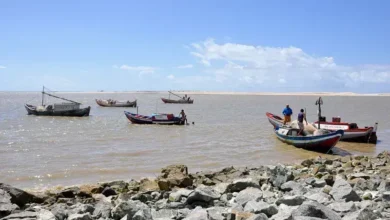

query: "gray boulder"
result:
(280, 181), (307, 196)
(290, 201), (341, 220)
(186, 185), (220, 204)
(330, 178), (361, 202)
(235, 187), (263, 206)
(0, 183), (43, 207)
(0, 211), (38, 220)
(0, 189), (19, 218)
(305, 192), (332, 205)
(247, 213), (269, 220)
(327, 201), (357, 215)
(184, 206), (207, 220)
(50, 203), (69, 220)
(270, 204), (298, 220)
(312, 179), (326, 188)
(93, 201), (112, 219)
(244, 201), (277, 217)
(206, 207), (225, 220)
(227, 178), (260, 192)
(132, 208), (152, 220)
(276, 195), (305, 206)
(111, 200), (149, 220)
(269, 165), (294, 188)
(68, 213), (92, 220)
(342, 207), (382, 220)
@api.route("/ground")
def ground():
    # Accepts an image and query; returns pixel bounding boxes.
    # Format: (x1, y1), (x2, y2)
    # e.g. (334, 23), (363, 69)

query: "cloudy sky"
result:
(1, 0), (389, 92)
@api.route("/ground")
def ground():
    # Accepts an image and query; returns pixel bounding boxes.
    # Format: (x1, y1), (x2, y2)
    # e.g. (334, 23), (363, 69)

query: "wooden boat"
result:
(266, 112), (378, 144)
(124, 111), (185, 125)
(275, 127), (344, 153)
(96, 99), (137, 107)
(161, 91), (194, 104)
(25, 86), (91, 117)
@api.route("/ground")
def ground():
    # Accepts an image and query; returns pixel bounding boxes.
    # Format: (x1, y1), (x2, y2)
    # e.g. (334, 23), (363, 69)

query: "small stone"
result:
(227, 178), (260, 192)
(290, 201), (341, 220)
(322, 185), (332, 194)
(351, 173), (370, 180)
(101, 187), (116, 197)
(362, 192), (373, 200)
(327, 201), (357, 213)
(382, 191), (390, 201)
(235, 187), (263, 206)
(68, 213), (92, 220)
(313, 179), (326, 188)
(330, 177), (361, 202)
(276, 195), (305, 206)
(301, 159), (314, 167)
(247, 213), (268, 220)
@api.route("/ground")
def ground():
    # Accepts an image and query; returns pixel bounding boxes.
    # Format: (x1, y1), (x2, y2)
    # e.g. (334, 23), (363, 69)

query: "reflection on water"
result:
(0, 92), (389, 188)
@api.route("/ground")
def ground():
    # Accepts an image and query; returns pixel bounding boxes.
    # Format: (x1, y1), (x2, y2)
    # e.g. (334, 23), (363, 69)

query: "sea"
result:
(0, 92), (389, 189)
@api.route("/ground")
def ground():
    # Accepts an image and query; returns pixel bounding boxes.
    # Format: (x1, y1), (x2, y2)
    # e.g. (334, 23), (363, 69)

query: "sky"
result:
(1, 0), (390, 93)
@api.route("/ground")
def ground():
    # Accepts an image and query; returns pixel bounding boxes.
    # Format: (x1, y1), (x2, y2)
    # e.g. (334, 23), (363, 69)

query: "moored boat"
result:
(275, 127), (344, 153)
(25, 87), (91, 117)
(161, 91), (194, 104)
(96, 99), (137, 107)
(266, 112), (378, 144)
(124, 111), (185, 125)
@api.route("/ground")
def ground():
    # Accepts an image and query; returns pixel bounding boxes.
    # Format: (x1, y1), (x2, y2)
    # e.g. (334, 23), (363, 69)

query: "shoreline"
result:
(1, 151), (389, 219)
(1, 91), (390, 96)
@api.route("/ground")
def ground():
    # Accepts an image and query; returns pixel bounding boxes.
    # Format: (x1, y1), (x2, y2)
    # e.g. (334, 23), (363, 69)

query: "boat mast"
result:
(315, 97), (323, 129)
(41, 86), (44, 106)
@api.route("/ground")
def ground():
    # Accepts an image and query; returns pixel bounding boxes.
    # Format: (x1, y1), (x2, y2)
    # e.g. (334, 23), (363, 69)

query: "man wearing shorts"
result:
(298, 109), (308, 134)
(282, 104), (293, 125)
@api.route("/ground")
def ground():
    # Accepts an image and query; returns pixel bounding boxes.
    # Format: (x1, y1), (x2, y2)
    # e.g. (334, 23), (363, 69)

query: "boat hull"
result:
(161, 98), (193, 104)
(266, 112), (376, 143)
(25, 104), (91, 117)
(275, 128), (344, 153)
(96, 99), (137, 107)
(124, 111), (184, 125)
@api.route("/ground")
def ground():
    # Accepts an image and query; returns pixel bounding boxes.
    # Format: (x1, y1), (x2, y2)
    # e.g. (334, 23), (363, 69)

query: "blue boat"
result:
(275, 127), (344, 153)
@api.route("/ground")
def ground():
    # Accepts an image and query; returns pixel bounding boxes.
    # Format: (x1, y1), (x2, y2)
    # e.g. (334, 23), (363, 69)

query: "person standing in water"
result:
(179, 109), (187, 124)
(282, 104), (293, 125)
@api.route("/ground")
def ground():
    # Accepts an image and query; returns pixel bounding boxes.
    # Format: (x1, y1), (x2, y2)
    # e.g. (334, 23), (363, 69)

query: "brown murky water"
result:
(0, 92), (389, 189)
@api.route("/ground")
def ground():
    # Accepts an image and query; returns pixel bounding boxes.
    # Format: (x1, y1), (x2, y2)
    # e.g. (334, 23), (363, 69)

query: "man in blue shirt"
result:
(298, 109), (308, 135)
(282, 104), (293, 125)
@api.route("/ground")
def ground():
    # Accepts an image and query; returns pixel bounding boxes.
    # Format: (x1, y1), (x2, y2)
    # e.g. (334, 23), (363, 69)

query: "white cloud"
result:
(167, 74), (175, 79)
(189, 39), (390, 91)
(119, 65), (157, 74)
(0, 65), (6, 69)
(176, 64), (193, 69)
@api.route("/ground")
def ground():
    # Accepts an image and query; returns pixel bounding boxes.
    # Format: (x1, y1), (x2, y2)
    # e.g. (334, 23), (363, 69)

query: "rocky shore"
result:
(2, 152), (390, 220)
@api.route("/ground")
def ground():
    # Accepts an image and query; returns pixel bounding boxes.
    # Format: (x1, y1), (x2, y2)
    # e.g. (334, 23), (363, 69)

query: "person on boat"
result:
(298, 109), (308, 135)
(179, 109), (187, 124)
(183, 94), (187, 100)
(282, 104), (293, 125)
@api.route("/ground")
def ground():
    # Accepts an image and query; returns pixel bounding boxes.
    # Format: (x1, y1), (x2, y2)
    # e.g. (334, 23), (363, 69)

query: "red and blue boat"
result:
(274, 127), (344, 153)
(124, 111), (185, 125)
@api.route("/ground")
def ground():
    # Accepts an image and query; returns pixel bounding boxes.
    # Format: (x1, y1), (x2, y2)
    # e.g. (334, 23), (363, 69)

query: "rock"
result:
(79, 184), (103, 195)
(138, 179), (159, 192)
(351, 173), (370, 180)
(290, 201), (341, 220)
(247, 213), (268, 220)
(342, 207), (382, 220)
(206, 207), (225, 220)
(36, 208), (56, 220)
(49, 203), (68, 220)
(269, 165), (294, 188)
(111, 200), (149, 220)
(244, 201), (277, 217)
(305, 192), (332, 205)
(131, 193), (153, 203)
(378, 179), (390, 192)
(0, 211), (38, 220)
(327, 201), (357, 214)
(280, 181), (307, 196)
(321, 174), (334, 186)
(235, 187), (263, 206)
(69, 203), (95, 215)
(362, 192), (373, 200)
(92, 201), (112, 219)
(330, 177), (361, 202)
(382, 191), (390, 201)
(321, 185), (332, 194)
(0, 183), (43, 207)
(276, 195), (305, 206)
(0, 189), (19, 218)
(184, 206), (207, 220)
(100, 180), (128, 193)
(157, 165), (193, 190)
(333, 161), (343, 168)
(301, 159), (314, 167)
(59, 187), (81, 198)
(132, 208), (152, 220)
(151, 209), (179, 219)
(227, 178), (260, 192)
(68, 213), (92, 220)
(186, 185), (220, 204)
(102, 187), (117, 197)
(214, 183), (230, 194)
(312, 179), (326, 188)
(169, 189), (193, 202)
(270, 204), (298, 220)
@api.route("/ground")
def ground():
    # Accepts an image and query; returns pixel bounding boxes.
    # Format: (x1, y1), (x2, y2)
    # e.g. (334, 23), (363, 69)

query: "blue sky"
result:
(1, 0), (389, 92)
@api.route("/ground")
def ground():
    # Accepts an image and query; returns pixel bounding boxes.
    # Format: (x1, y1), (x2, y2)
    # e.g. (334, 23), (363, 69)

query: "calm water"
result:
(0, 92), (389, 189)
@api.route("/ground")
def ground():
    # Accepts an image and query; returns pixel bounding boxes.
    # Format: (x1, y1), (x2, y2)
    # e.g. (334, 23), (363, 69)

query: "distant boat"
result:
(161, 91), (194, 104)
(274, 127), (344, 153)
(96, 99), (137, 107)
(124, 111), (185, 125)
(25, 86), (91, 117)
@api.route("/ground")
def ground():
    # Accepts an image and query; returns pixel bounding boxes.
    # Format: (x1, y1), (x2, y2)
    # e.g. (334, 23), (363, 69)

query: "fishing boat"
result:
(275, 127), (344, 153)
(25, 87), (91, 117)
(266, 112), (377, 144)
(161, 91), (194, 104)
(96, 99), (137, 107)
(124, 111), (185, 125)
